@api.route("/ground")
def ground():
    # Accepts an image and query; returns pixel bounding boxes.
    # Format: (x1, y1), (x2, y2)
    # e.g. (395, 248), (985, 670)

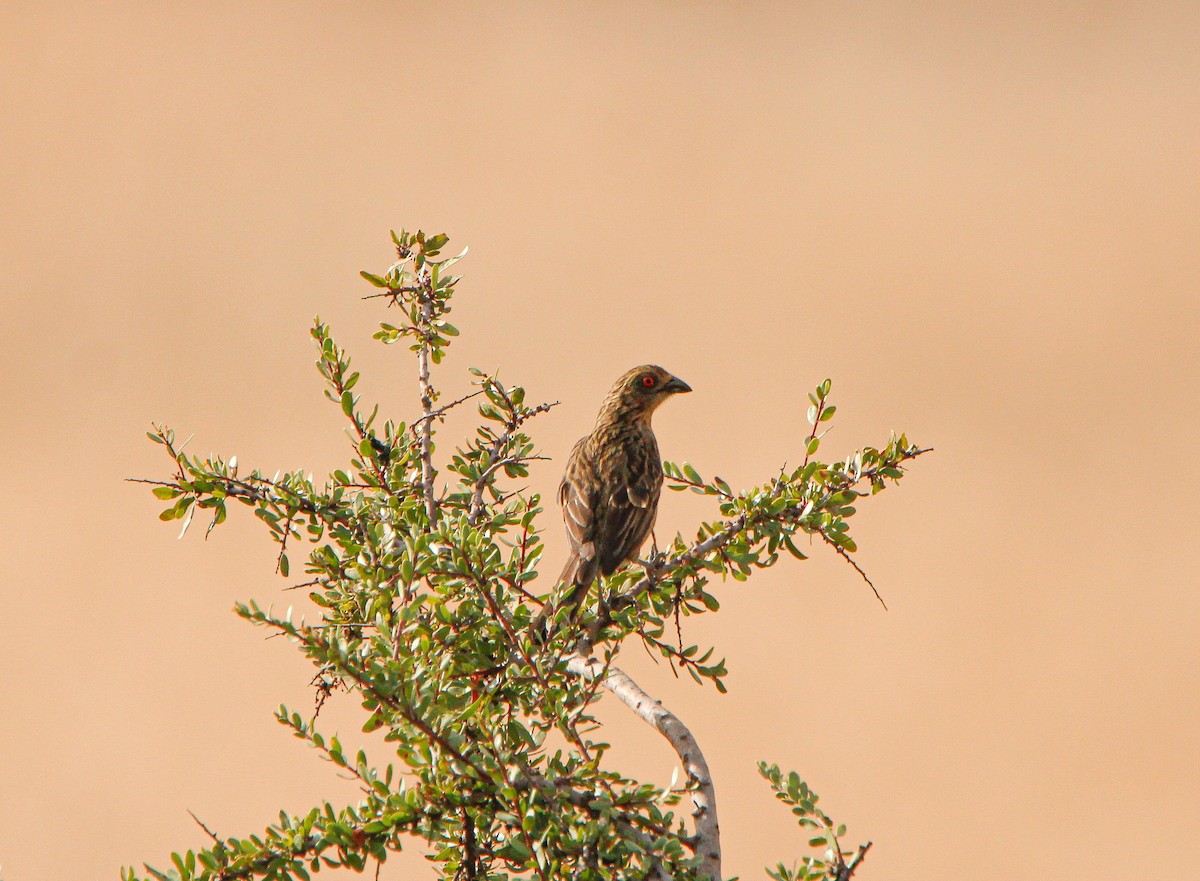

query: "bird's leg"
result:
(641, 530), (668, 573)
(596, 592), (610, 629)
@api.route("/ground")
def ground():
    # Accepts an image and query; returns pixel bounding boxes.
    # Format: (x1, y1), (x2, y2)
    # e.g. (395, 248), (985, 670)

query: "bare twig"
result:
(821, 535), (887, 610)
(837, 840), (873, 880)
(360, 285), (421, 300)
(410, 390), (484, 433)
(186, 809), (221, 843)
(415, 281), (439, 524)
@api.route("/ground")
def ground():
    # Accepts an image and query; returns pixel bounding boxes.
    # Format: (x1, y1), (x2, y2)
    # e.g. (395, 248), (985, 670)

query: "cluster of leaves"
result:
(129, 230), (925, 881)
(362, 228), (464, 364)
(759, 763), (869, 881)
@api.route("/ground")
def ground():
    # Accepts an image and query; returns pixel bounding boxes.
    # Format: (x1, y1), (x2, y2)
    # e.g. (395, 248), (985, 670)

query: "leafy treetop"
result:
(129, 229), (927, 881)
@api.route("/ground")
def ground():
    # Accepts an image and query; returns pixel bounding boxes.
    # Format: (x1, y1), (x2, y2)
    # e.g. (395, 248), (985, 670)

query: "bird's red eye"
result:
(641, 375), (657, 388)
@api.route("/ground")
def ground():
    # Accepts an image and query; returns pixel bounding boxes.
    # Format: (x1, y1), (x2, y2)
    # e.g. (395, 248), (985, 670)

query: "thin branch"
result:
(283, 578), (326, 592)
(802, 395), (828, 468)
(564, 652), (721, 881)
(341, 661), (488, 781)
(663, 472), (734, 500)
(361, 285), (422, 299)
(837, 840), (873, 881)
(257, 613), (493, 783)
(467, 394), (558, 526)
(415, 281), (438, 524)
(458, 557), (549, 689)
(822, 535), (887, 610)
(469, 455), (550, 523)
(186, 809), (221, 843)
(126, 472), (346, 526)
(611, 446), (933, 611)
(611, 512), (752, 609)
(410, 390), (484, 433)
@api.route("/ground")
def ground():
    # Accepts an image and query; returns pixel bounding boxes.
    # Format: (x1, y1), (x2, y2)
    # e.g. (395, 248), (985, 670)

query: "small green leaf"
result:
(784, 536), (808, 560)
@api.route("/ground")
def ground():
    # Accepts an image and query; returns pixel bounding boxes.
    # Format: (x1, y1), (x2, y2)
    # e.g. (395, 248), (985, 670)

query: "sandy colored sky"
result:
(2, 2), (1198, 879)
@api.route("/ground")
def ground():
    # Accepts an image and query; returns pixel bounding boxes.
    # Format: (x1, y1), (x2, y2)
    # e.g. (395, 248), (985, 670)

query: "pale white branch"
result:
(565, 652), (720, 880)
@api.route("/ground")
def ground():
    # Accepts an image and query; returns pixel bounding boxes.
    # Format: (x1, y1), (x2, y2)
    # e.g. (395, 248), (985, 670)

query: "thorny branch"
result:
(414, 275), (439, 524)
(411, 390), (484, 433)
(187, 809), (221, 844)
(821, 534), (887, 610)
(612, 446), (933, 613)
(837, 841), (873, 881)
(468, 385), (558, 526)
(361, 285), (422, 300)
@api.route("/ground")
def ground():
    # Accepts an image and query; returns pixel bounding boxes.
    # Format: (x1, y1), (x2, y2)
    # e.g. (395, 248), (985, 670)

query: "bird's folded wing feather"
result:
(558, 443), (601, 589)
(559, 473), (594, 560)
(598, 481), (658, 573)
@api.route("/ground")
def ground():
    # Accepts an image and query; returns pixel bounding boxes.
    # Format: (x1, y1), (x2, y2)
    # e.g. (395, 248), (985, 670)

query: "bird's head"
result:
(598, 365), (692, 425)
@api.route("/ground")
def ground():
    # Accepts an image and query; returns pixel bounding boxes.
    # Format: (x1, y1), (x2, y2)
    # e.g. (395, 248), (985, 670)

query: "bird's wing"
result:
(559, 439), (598, 573)
(625, 481), (655, 508)
(599, 483), (659, 573)
(560, 478), (595, 564)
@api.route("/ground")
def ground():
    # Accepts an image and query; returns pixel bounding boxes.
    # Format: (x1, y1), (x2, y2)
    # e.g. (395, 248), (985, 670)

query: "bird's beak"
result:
(662, 375), (692, 394)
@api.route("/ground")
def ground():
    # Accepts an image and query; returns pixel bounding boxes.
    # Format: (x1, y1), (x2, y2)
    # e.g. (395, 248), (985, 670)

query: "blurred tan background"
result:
(2, 2), (1198, 879)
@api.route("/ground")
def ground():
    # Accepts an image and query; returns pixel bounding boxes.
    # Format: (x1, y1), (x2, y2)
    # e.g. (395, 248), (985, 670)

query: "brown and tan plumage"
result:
(533, 365), (691, 637)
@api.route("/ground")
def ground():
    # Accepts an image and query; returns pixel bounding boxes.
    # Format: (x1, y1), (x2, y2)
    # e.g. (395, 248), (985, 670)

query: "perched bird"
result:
(533, 365), (691, 638)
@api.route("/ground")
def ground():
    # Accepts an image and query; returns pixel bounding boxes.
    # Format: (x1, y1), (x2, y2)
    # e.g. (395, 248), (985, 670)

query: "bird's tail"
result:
(530, 550), (595, 641)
